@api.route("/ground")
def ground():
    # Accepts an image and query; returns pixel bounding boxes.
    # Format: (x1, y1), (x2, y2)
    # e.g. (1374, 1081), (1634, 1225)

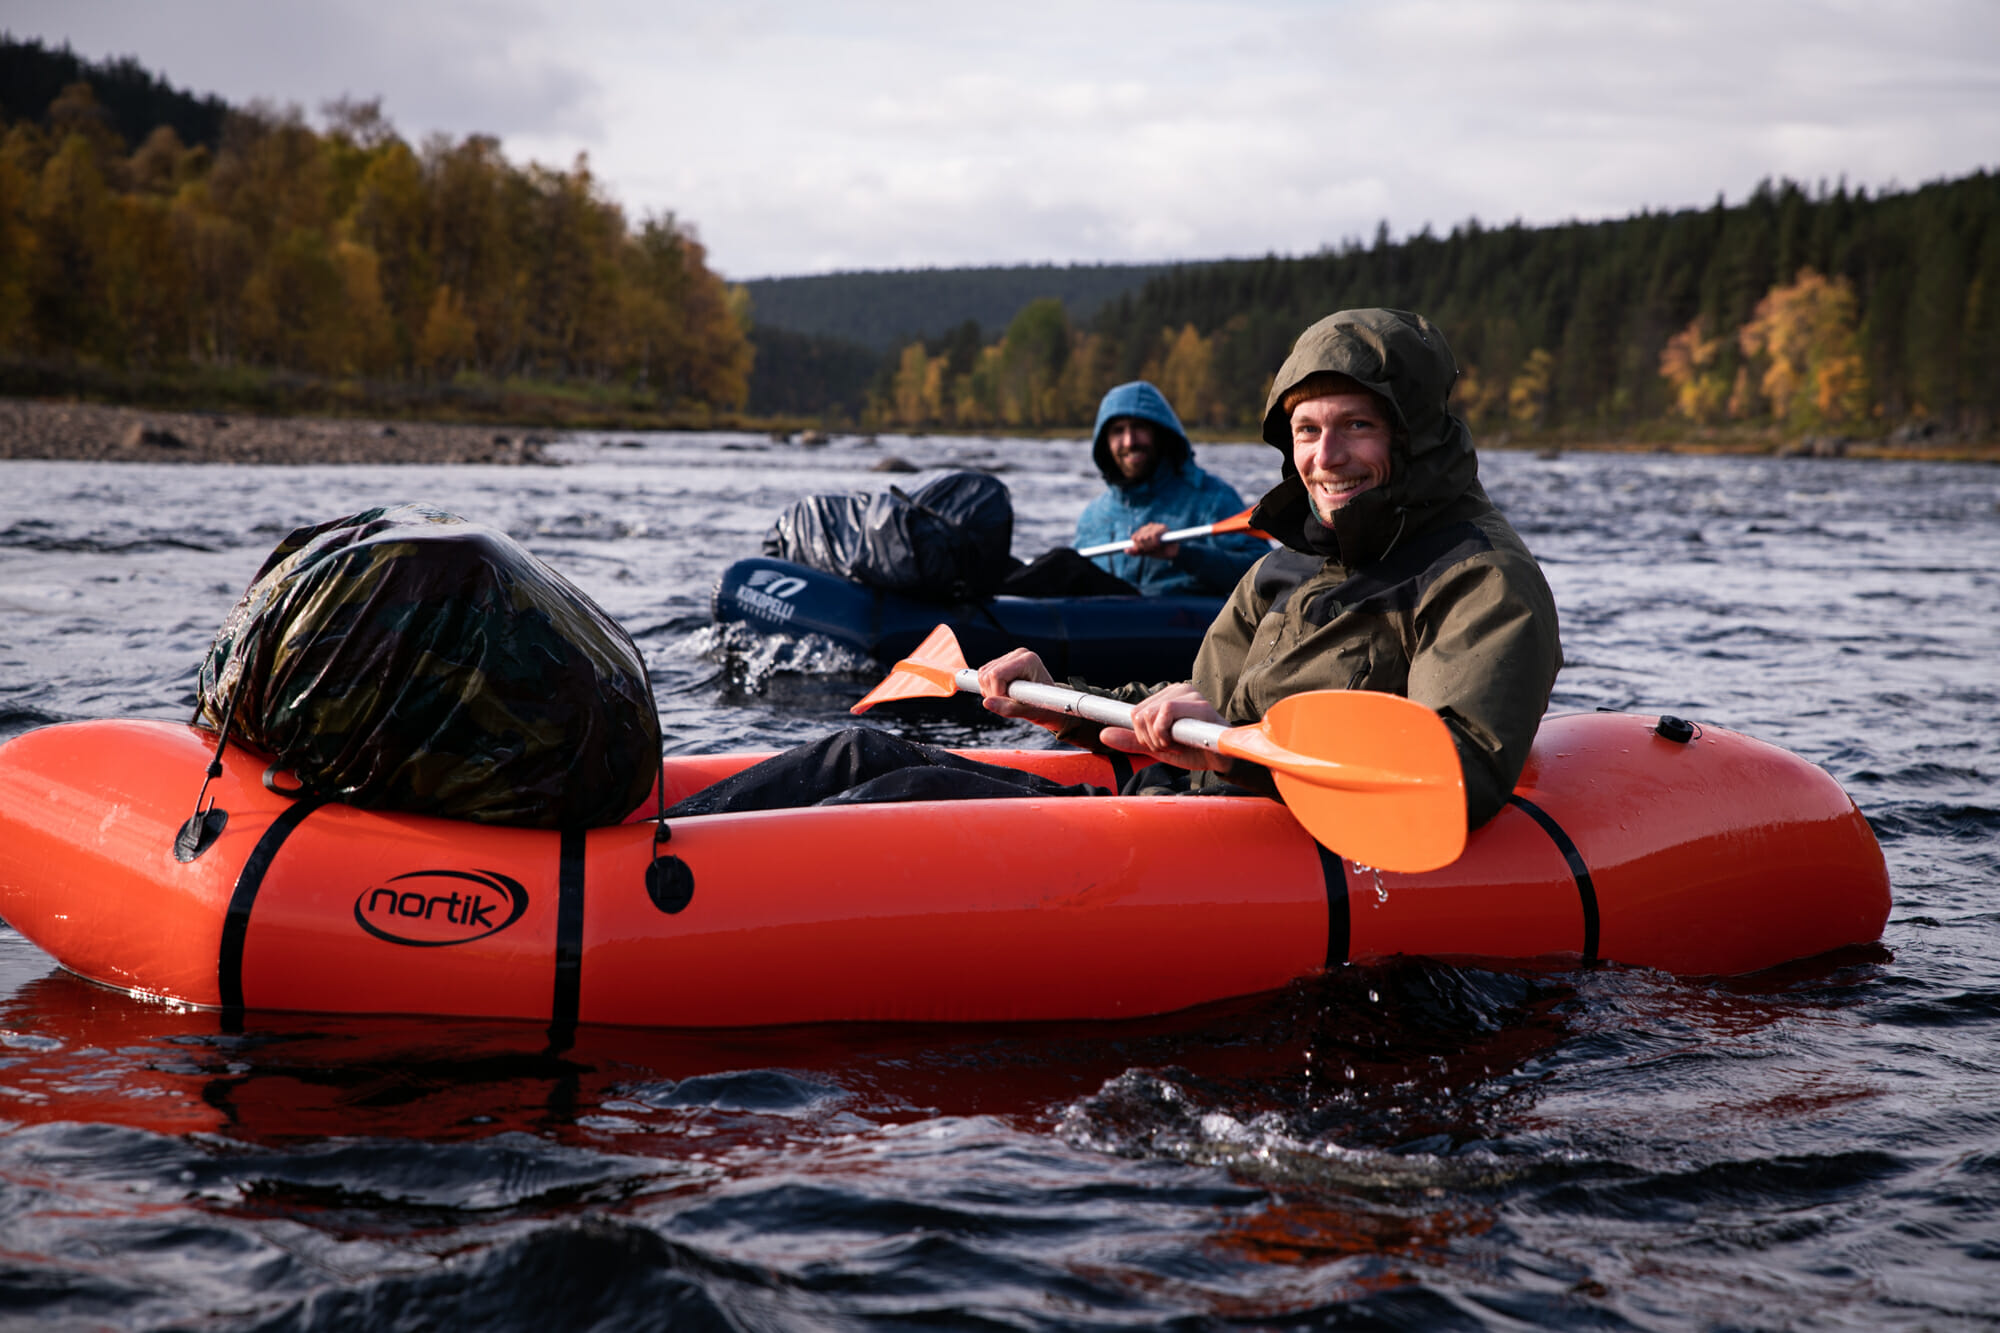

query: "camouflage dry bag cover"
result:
(193, 504), (659, 828)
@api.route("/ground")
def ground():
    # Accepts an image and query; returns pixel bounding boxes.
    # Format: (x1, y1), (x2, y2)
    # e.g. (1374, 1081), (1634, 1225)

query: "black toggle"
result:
(646, 855), (695, 914)
(180, 671), (247, 863)
(174, 807), (228, 862)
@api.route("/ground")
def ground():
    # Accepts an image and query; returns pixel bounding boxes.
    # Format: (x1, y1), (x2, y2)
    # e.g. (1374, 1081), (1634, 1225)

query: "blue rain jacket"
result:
(1076, 381), (1267, 596)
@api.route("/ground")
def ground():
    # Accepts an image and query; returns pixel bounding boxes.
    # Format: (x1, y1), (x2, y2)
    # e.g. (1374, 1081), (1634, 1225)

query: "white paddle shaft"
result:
(950, 669), (1230, 753)
(1075, 520), (1220, 559)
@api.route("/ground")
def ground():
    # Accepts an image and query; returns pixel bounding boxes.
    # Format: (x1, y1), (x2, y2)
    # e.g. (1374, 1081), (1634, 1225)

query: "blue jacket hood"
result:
(1091, 381), (1192, 485)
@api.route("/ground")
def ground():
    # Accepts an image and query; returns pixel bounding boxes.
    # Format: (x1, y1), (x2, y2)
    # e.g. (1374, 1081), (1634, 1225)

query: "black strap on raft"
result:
(176, 672), (248, 863)
(546, 769), (694, 1052)
(218, 792), (327, 1023)
(1317, 845), (1351, 969)
(545, 825), (588, 1054)
(1507, 795), (1600, 965)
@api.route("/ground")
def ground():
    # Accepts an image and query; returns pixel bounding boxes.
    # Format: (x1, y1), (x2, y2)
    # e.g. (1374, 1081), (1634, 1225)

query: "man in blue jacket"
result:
(1074, 381), (1267, 596)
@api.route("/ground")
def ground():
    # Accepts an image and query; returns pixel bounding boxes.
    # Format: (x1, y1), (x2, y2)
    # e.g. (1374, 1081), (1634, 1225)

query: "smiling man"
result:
(986, 307), (1562, 829)
(1071, 381), (1267, 596)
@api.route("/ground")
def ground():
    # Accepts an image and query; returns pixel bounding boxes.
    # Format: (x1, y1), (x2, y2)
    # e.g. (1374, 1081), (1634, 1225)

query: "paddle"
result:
(1074, 506), (1267, 558)
(851, 624), (1465, 872)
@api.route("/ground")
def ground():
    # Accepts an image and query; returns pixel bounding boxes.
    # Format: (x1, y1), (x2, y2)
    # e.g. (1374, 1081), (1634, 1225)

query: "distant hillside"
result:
(740, 263), (1178, 351)
(0, 34), (229, 151)
(744, 326), (879, 420)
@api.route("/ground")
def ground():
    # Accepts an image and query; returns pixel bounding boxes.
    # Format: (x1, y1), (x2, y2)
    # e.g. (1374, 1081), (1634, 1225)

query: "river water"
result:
(1, 433), (1996, 1330)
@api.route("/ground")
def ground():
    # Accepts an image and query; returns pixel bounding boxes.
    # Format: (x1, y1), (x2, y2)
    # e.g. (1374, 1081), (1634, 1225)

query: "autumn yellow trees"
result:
(1656, 269), (1870, 433)
(1657, 320), (1731, 425)
(1736, 269), (1870, 430)
(0, 85), (751, 410)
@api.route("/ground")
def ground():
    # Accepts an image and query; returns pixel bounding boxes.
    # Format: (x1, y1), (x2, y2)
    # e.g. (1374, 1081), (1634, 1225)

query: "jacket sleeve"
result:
(1075, 492), (1155, 584)
(1405, 550), (1562, 828)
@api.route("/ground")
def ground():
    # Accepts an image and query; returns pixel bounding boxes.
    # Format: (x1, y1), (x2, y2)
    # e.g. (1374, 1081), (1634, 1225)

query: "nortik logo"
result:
(353, 869), (530, 947)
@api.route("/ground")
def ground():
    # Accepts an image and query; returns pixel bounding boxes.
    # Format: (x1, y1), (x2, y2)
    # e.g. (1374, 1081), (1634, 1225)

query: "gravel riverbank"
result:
(5, 396), (1993, 466)
(0, 399), (556, 465)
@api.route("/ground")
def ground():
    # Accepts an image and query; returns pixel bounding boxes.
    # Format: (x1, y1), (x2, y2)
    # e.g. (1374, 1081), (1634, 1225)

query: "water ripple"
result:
(0, 443), (1995, 1328)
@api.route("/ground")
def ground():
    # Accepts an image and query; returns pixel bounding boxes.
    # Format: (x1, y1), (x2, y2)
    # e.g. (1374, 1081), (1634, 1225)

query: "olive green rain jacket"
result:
(1188, 307), (1562, 827)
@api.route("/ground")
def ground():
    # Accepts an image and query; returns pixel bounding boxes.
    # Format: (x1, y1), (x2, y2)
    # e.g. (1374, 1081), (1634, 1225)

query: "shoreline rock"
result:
(0, 399), (558, 465)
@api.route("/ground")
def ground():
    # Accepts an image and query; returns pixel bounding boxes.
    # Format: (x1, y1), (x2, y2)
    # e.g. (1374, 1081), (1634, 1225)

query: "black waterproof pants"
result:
(663, 727), (1109, 817)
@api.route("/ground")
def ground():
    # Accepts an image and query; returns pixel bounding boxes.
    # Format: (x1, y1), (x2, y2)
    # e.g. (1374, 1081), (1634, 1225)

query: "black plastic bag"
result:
(193, 504), (660, 828)
(762, 471), (1016, 601)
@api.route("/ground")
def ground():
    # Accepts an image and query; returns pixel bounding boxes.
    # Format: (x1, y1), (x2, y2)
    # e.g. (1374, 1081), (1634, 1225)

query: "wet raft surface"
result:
(1, 433), (1996, 1329)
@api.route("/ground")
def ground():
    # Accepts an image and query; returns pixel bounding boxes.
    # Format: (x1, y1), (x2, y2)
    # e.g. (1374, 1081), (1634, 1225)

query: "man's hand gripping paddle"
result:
(1074, 505), (1267, 558)
(852, 625), (1466, 873)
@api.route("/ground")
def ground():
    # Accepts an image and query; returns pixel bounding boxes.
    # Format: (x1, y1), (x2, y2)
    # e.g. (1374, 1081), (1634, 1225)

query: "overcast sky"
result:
(8, 0), (1998, 279)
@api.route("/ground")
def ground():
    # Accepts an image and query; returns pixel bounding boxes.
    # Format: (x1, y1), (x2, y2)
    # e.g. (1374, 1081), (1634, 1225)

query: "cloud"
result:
(8, 0), (1997, 275)
(6, 0), (601, 139)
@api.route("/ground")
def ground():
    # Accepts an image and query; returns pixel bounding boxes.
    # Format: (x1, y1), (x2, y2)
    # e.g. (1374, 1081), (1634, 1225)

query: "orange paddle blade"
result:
(851, 624), (971, 713)
(1208, 507), (1268, 540)
(1220, 690), (1466, 872)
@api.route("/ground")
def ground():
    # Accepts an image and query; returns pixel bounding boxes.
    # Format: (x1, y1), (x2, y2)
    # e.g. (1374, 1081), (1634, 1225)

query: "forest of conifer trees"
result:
(864, 173), (1998, 442)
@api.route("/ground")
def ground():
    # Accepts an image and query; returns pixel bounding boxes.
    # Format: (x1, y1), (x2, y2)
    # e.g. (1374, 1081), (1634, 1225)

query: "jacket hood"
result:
(1251, 308), (1479, 562)
(1091, 380), (1192, 486)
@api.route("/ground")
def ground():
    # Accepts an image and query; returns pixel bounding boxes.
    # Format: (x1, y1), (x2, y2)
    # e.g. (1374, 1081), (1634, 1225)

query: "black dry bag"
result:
(192, 504), (659, 828)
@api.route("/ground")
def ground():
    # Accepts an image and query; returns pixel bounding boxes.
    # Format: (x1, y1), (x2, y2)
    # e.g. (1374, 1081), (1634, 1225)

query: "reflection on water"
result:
(1, 436), (1997, 1328)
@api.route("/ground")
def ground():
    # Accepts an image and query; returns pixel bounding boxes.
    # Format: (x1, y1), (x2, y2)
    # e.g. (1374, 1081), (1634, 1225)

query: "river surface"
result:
(0, 433), (1996, 1330)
